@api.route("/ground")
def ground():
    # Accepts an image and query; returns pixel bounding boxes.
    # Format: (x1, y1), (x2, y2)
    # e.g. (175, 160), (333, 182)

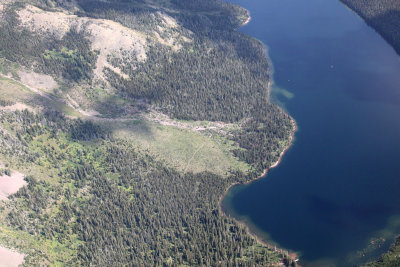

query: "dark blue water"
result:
(222, 0), (400, 266)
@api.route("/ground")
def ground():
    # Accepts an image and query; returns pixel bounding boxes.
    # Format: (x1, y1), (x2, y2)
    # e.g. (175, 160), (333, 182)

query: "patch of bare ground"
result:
(17, 70), (58, 93)
(146, 110), (240, 136)
(0, 245), (25, 267)
(0, 167), (26, 201)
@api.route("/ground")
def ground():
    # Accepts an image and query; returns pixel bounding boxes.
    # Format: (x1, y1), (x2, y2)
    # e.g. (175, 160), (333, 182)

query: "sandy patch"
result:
(0, 169), (26, 201)
(18, 70), (58, 93)
(0, 246), (25, 267)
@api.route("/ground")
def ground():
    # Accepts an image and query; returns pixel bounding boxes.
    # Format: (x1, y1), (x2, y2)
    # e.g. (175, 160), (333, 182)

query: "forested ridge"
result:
(0, 0), (296, 266)
(340, 0), (400, 56)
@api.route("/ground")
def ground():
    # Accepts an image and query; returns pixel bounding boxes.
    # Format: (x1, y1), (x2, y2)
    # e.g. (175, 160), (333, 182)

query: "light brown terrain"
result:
(0, 246), (25, 267)
(0, 168), (26, 201)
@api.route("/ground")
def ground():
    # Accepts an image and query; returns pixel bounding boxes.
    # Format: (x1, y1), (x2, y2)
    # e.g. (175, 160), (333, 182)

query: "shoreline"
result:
(218, 5), (300, 264)
(241, 11), (251, 27)
(218, 118), (298, 261)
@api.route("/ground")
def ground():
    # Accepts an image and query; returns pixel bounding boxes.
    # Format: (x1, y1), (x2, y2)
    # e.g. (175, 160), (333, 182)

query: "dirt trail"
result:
(183, 144), (205, 173)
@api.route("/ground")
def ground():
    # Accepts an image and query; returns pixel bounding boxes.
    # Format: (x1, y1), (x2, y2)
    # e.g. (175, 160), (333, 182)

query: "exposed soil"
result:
(18, 70), (58, 93)
(0, 246), (25, 267)
(0, 168), (26, 201)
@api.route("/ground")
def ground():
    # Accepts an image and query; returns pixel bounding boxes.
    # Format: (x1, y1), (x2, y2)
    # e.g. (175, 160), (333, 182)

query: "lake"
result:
(222, 0), (400, 266)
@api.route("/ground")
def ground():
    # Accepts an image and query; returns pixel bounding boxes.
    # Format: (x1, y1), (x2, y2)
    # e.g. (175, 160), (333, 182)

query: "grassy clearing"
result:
(112, 119), (250, 176)
(43, 47), (82, 61)
(0, 77), (34, 102)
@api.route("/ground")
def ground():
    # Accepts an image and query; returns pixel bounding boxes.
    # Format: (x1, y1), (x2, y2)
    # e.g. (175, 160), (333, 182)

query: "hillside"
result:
(340, 0), (400, 55)
(0, 0), (295, 266)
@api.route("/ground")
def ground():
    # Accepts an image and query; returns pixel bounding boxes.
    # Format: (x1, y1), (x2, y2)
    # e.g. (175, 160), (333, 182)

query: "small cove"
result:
(222, 0), (400, 266)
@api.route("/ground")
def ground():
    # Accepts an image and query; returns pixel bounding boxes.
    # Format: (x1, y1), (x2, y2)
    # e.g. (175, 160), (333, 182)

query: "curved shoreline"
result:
(218, 118), (298, 261)
(218, 6), (299, 264)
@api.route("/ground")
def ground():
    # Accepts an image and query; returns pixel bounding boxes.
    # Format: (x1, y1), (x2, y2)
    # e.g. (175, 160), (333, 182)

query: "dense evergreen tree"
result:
(340, 0), (400, 55)
(1, 110), (288, 266)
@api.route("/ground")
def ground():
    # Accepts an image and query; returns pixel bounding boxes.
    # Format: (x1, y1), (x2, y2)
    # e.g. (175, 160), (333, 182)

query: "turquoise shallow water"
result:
(222, 0), (400, 266)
